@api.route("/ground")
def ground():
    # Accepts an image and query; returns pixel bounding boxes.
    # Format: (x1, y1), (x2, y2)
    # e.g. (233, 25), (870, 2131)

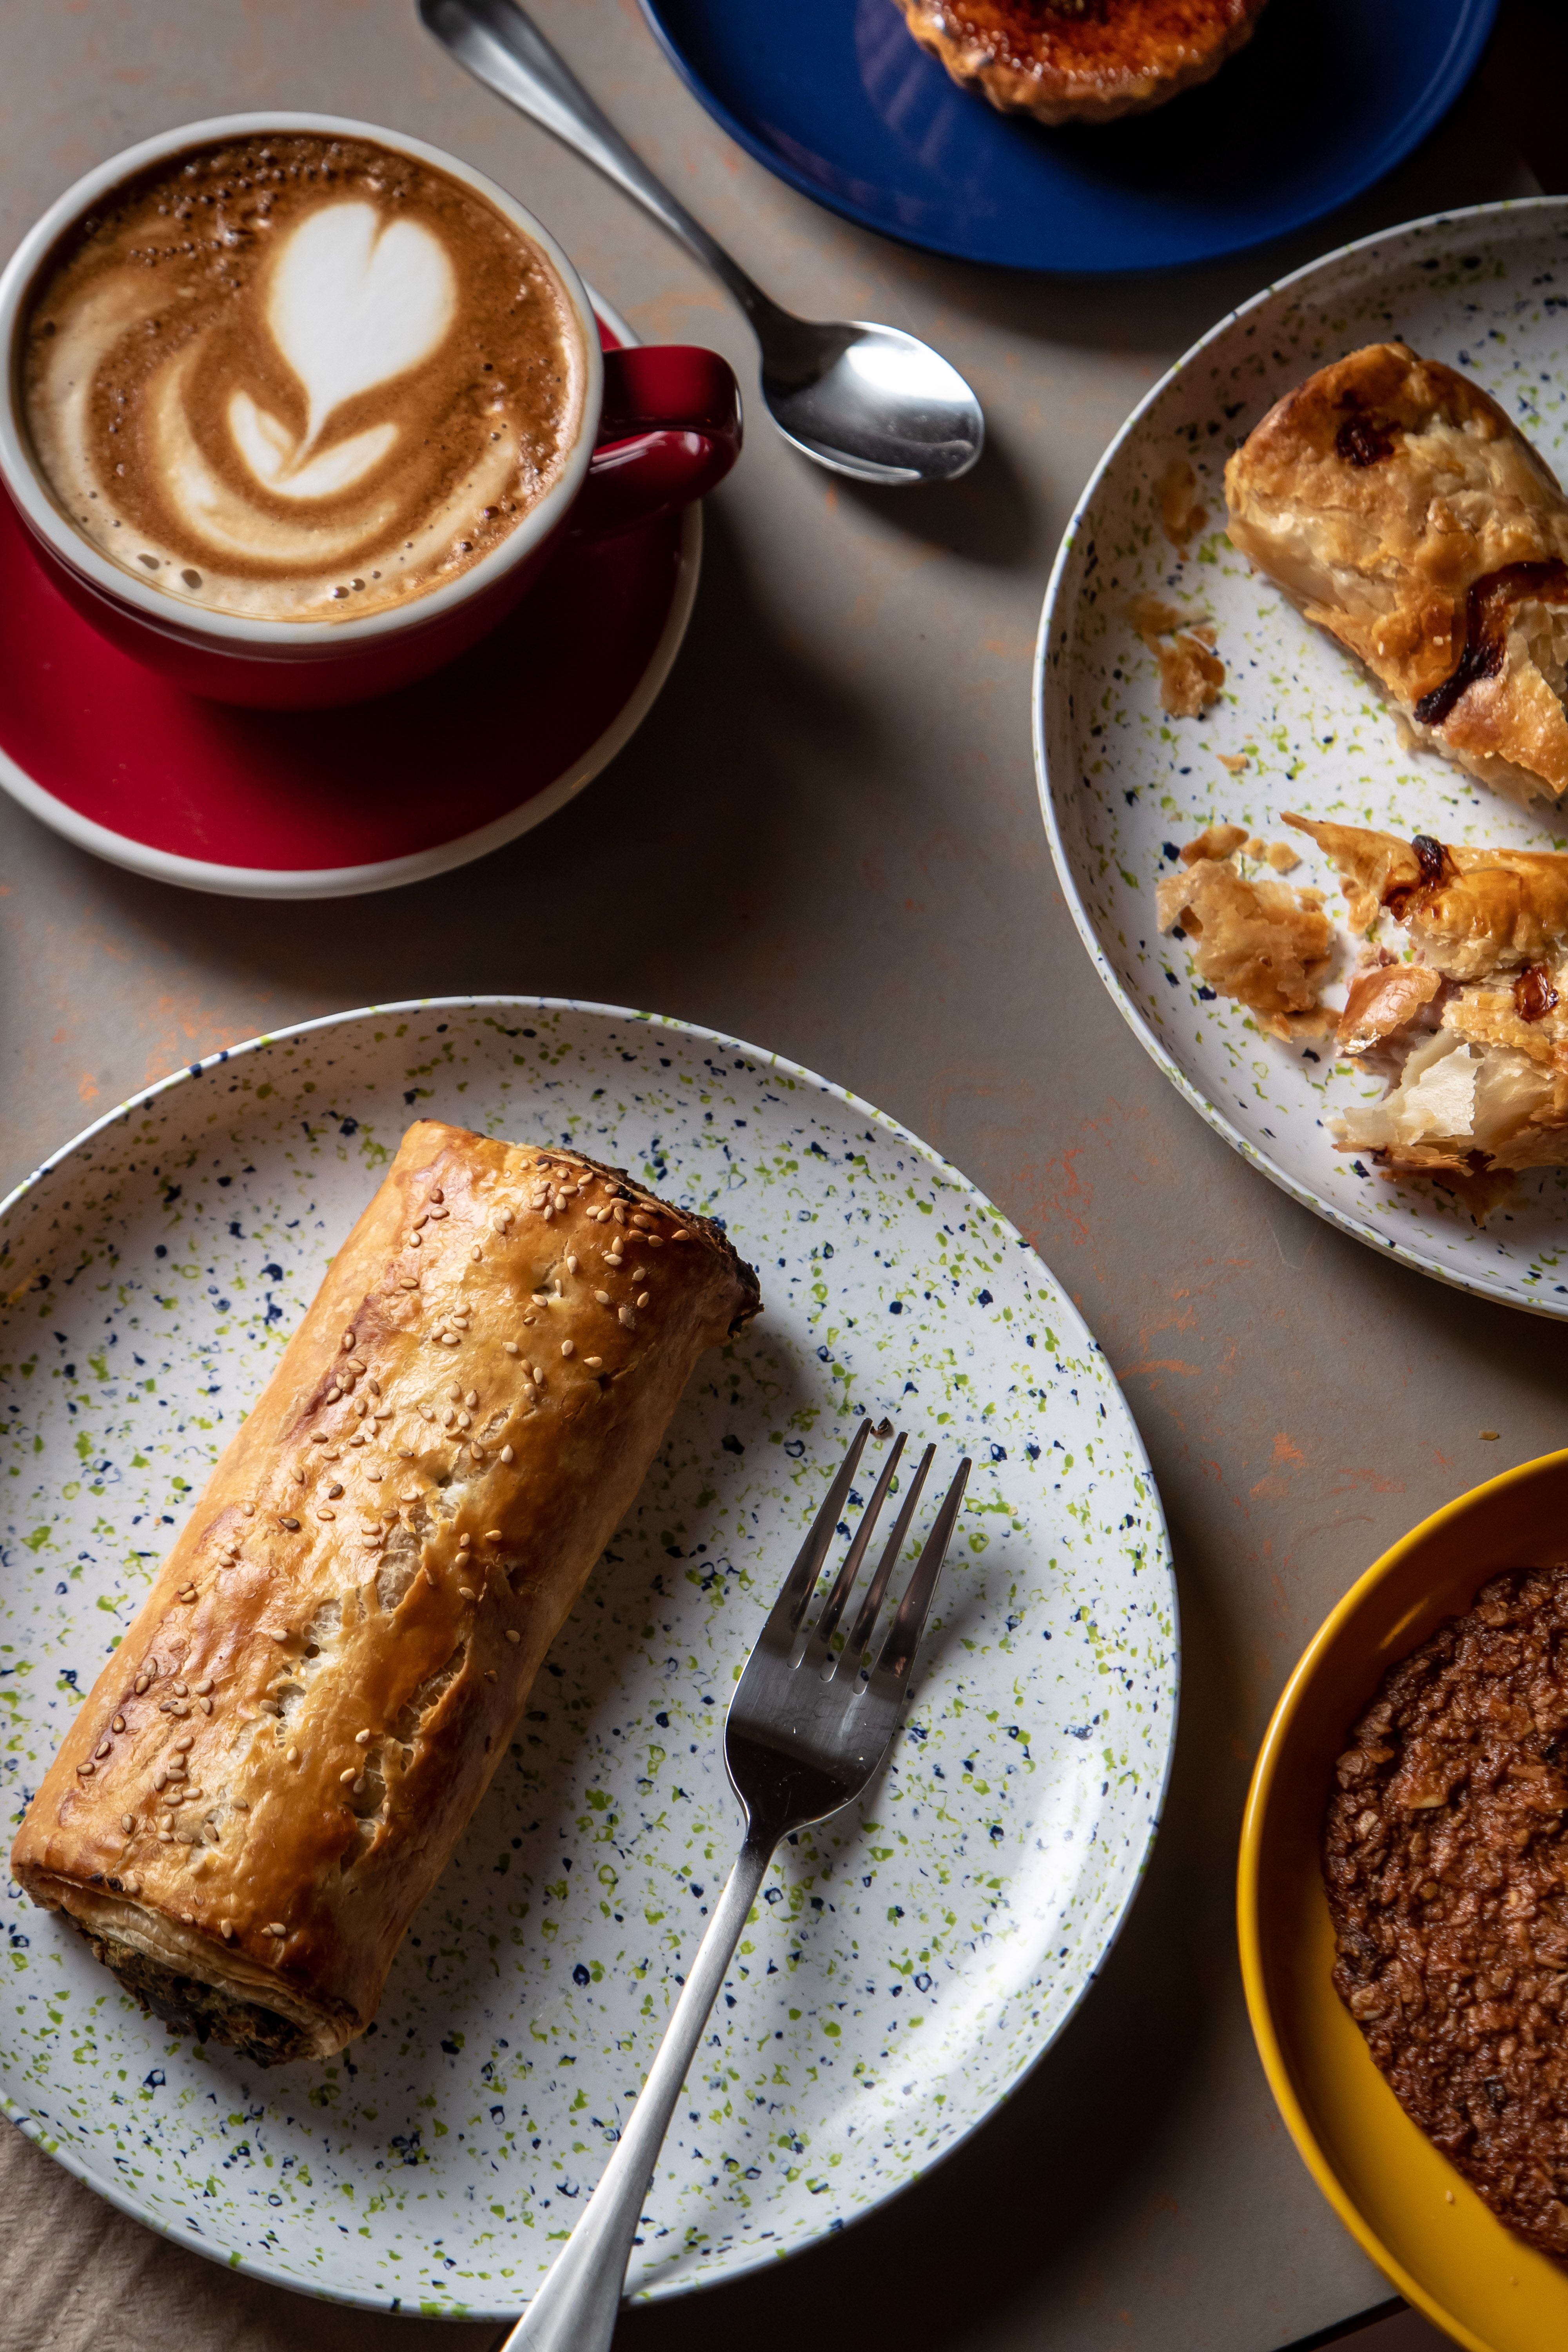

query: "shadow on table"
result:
(836, 425), (1045, 572)
(820, 65), (1542, 575)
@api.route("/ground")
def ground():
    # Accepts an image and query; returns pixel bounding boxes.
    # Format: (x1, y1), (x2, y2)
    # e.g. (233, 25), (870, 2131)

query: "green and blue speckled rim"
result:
(1035, 195), (1568, 1323)
(1, 999), (1178, 2315)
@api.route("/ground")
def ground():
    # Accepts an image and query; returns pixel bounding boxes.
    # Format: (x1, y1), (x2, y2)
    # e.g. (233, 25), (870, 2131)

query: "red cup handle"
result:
(573, 345), (742, 539)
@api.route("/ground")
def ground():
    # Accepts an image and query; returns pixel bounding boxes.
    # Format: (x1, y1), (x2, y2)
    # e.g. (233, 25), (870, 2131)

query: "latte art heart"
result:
(265, 202), (457, 459)
(22, 133), (585, 622)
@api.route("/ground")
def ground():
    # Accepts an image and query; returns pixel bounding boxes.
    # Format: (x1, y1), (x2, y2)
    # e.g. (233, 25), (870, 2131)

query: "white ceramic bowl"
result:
(1036, 196), (1568, 1319)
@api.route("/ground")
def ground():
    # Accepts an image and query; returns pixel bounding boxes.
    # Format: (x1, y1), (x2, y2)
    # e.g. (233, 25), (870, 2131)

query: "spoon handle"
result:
(419, 0), (776, 331)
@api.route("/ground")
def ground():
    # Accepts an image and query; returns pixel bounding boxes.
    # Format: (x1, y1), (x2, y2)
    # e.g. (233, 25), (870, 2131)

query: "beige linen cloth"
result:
(0, 2119), (500, 2352)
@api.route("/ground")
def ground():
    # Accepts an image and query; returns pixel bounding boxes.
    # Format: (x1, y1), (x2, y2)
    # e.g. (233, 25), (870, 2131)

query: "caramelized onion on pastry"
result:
(1287, 814), (1568, 984)
(1225, 344), (1568, 810)
(11, 1119), (760, 2063)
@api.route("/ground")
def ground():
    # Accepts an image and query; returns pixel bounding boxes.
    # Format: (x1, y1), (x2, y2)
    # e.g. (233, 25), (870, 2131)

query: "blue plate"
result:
(639, 0), (1501, 273)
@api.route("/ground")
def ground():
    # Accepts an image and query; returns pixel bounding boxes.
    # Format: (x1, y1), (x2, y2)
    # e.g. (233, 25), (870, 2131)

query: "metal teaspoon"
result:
(419, 0), (985, 485)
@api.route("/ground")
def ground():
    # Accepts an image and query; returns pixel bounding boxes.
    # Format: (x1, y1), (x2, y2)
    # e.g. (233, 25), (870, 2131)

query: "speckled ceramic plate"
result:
(0, 1000), (1176, 2318)
(1036, 196), (1568, 1319)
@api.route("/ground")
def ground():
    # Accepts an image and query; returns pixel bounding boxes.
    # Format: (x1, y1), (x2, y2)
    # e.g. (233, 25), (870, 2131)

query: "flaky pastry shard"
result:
(1225, 344), (1568, 809)
(1156, 828), (1333, 1037)
(11, 1120), (760, 2063)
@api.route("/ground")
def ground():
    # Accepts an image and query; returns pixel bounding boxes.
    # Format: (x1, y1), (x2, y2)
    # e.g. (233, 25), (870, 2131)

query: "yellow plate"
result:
(1239, 1449), (1568, 2352)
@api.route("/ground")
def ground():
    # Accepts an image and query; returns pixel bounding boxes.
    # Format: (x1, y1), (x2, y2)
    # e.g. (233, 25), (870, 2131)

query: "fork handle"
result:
(497, 1821), (777, 2352)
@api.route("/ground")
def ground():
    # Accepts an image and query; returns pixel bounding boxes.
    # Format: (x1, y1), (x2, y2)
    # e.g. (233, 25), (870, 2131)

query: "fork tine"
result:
(839, 1442), (935, 1677)
(759, 1418), (872, 1644)
(868, 1456), (971, 1694)
(800, 1433), (906, 1670)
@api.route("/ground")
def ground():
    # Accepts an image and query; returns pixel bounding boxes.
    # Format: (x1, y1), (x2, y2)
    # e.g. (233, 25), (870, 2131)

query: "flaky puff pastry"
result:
(12, 1120), (760, 2064)
(1225, 345), (1568, 809)
(891, 0), (1266, 124)
(1285, 815), (1568, 1201)
(1156, 843), (1333, 1038)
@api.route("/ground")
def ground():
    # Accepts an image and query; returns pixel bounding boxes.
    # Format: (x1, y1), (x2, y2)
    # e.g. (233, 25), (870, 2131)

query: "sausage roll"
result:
(1225, 344), (1568, 809)
(1285, 813), (1568, 1199)
(891, 0), (1267, 125)
(11, 1120), (760, 2064)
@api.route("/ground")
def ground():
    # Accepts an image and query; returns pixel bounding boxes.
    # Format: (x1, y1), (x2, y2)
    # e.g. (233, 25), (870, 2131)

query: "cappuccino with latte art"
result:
(21, 132), (586, 622)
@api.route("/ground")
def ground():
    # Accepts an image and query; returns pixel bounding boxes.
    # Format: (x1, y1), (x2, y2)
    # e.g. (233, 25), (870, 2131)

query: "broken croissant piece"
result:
(1225, 344), (1568, 809)
(1156, 825), (1333, 1038)
(1286, 814), (1568, 1206)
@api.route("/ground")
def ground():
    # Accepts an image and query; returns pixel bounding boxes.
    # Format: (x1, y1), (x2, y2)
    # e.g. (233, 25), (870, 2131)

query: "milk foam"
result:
(265, 203), (456, 461)
(22, 134), (583, 623)
(227, 393), (397, 500)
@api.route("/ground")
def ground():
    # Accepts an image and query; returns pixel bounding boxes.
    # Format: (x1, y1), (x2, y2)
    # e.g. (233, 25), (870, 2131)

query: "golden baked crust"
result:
(1285, 814), (1568, 1201)
(12, 1120), (760, 2062)
(1225, 345), (1568, 809)
(892, 0), (1267, 125)
(1287, 815), (1568, 987)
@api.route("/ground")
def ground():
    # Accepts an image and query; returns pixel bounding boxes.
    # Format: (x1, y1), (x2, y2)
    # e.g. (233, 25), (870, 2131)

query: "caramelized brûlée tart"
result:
(891, 0), (1269, 125)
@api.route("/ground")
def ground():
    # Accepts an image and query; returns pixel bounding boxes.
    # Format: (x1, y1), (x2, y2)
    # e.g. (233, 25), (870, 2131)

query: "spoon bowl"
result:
(420, 0), (985, 486)
(761, 318), (984, 485)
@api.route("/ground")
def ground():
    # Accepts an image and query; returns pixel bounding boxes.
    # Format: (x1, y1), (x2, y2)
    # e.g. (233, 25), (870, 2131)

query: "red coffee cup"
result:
(0, 113), (741, 710)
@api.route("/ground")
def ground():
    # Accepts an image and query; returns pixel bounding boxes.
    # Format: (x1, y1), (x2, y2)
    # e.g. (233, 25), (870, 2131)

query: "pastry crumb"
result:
(1264, 841), (1300, 872)
(1180, 822), (1248, 864)
(1156, 457), (1208, 556)
(1160, 637), (1225, 716)
(1244, 835), (1266, 858)
(1217, 752), (1250, 773)
(1128, 595), (1226, 717)
(1128, 593), (1186, 637)
(1336, 958), (1442, 1056)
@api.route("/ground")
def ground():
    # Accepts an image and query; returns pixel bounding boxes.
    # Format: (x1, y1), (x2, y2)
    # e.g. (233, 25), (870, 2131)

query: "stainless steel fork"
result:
(497, 1419), (971, 2352)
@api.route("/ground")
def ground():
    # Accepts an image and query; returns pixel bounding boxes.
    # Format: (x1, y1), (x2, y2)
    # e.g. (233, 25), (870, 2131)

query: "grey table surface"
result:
(0, 5), (1552, 2349)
